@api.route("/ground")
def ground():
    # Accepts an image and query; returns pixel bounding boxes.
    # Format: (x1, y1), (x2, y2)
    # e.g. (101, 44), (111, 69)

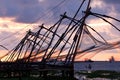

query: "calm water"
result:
(74, 61), (120, 80)
(74, 61), (120, 71)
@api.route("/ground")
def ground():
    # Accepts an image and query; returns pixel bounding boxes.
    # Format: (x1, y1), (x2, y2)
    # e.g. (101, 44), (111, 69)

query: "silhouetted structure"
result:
(0, 0), (120, 79)
(109, 56), (115, 62)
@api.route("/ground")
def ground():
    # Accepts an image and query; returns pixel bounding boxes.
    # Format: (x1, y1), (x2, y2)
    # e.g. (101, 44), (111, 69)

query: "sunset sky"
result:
(0, 0), (120, 61)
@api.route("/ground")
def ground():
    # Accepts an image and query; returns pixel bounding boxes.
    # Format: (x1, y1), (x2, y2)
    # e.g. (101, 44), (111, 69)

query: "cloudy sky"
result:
(0, 0), (120, 61)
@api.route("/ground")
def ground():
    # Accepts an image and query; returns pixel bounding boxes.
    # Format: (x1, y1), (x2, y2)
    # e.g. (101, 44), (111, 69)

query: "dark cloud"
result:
(0, 0), (120, 24)
(90, 0), (120, 21)
(103, 0), (120, 14)
(15, 5), (44, 23)
(104, 0), (120, 4)
(0, 0), (21, 17)
(0, 0), (85, 23)
(0, 0), (45, 23)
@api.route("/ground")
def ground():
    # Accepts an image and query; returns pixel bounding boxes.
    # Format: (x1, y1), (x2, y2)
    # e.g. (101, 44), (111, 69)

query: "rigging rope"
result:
(0, 0), (67, 43)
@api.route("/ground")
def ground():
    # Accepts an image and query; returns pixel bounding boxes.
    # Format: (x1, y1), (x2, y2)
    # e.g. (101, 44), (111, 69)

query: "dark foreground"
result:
(0, 62), (76, 80)
(75, 70), (120, 79)
(0, 77), (77, 80)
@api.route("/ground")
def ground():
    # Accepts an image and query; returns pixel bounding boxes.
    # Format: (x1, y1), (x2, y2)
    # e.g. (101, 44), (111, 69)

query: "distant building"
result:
(109, 56), (115, 62)
(84, 59), (94, 62)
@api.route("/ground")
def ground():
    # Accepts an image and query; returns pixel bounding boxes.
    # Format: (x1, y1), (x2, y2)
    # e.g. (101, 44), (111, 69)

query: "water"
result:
(74, 61), (120, 71)
(74, 61), (120, 80)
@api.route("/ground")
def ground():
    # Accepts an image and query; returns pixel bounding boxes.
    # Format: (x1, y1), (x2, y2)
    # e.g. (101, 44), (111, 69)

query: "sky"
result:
(0, 0), (120, 61)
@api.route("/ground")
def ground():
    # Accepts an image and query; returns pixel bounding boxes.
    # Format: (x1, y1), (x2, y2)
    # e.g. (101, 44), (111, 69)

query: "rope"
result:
(0, 0), (67, 43)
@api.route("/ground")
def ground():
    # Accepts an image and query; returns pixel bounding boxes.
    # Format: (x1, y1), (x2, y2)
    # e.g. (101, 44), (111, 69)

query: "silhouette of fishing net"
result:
(1, 1), (120, 65)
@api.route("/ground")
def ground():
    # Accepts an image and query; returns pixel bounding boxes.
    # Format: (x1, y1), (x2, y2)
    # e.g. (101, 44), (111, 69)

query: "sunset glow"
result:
(0, 0), (120, 61)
